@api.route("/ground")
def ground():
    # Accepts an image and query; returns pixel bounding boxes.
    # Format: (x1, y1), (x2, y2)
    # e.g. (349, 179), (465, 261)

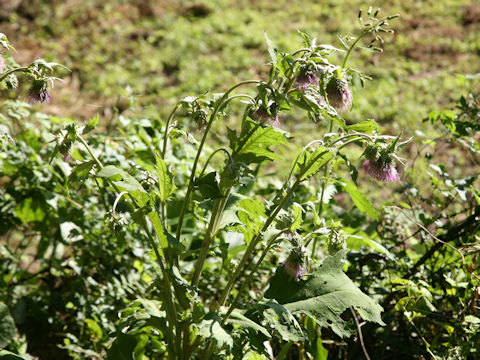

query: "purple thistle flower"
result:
(362, 159), (400, 182)
(25, 79), (51, 104)
(282, 248), (306, 280)
(326, 77), (353, 113)
(251, 108), (280, 128)
(295, 72), (319, 91)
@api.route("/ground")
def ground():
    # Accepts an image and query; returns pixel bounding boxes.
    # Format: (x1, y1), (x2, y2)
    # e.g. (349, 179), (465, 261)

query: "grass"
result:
(1, 0), (478, 123)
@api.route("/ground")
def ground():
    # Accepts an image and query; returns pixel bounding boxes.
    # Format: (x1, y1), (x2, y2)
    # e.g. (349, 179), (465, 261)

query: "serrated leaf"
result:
(264, 250), (384, 338)
(155, 155), (176, 202)
(197, 313), (233, 350)
(97, 166), (149, 206)
(296, 147), (334, 181)
(237, 198), (266, 243)
(194, 172), (222, 200)
(68, 160), (95, 183)
(340, 180), (378, 221)
(232, 121), (286, 163)
(82, 115), (99, 134)
(347, 120), (377, 133)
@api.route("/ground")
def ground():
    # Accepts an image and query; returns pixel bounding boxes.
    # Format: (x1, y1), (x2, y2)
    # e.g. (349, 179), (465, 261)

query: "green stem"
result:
(318, 119), (334, 217)
(342, 20), (387, 69)
(218, 137), (365, 307)
(79, 134), (181, 357)
(197, 148), (233, 179)
(0, 66), (29, 82)
(190, 188), (231, 287)
(218, 175), (304, 306)
(142, 220), (180, 358)
(221, 230), (287, 324)
(77, 135), (104, 170)
(161, 104), (180, 159)
(175, 80), (260, 242)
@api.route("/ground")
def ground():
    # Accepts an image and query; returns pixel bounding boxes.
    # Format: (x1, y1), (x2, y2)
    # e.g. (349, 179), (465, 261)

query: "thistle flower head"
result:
(295, 71), (319, 91)
(251, 107), (280, 128)
(282, 247), (306, 280)
(362, 159), (400, 182)
(326, 77), (353, 113)
(26, 79), (51, 104)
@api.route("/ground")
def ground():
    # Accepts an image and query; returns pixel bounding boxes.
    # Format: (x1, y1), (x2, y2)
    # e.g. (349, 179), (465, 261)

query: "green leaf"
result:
(14, 197), (46, 223)
(347, 120), (378, 133)
(97, 165), (128, 181)
(231, 120), (286, 163)
(68, 160), (95, 183)
(197, 313), (233, 350)
(194, 172), (222, 200)
(106, 333), (137, 360)
(243, 352), (268, 360)
(97, 165), (149, 206)
(237, 198), (266, 243)
(82, 115), (99, 134)
(155, 155), (176, 202)
(0, 302), (16, 349)
(296, 147), (334, 181)
(340, 180), (378, 221)
(264, 32), (277, 67)
(0, 350), (28, 360)
(226, 309), (271, 338)
(264, 250), (384, 337)
(147, 211), (184, 258)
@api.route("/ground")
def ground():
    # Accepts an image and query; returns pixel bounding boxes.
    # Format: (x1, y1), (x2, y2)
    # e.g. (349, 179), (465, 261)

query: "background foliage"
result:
(0, 1), (479, 359)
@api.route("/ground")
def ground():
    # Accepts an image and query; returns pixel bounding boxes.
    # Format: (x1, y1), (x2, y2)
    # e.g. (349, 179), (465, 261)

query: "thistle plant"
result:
(55, 9), (401, 359)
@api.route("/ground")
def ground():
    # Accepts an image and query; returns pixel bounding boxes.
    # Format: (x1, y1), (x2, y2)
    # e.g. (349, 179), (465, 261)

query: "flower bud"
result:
(326, 77), (353, 113)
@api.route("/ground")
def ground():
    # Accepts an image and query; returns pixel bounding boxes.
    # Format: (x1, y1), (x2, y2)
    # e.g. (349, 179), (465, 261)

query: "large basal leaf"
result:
(197, 312), (233, 350)
(296, 147), (334, 181)
(226, 309), (270, 338)
(264, 250), (384, 338)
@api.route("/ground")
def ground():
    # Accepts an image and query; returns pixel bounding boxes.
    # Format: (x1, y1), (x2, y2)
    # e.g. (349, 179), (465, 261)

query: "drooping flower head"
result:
(362, 159), (399, 182)
(26, 79), (51, 104)
(282, 247), (306, 280)
(251, 107), (280, 128)
(362, 143), (400, 182)
(326, 76), (353, 113)
(295, 71), (319, 91)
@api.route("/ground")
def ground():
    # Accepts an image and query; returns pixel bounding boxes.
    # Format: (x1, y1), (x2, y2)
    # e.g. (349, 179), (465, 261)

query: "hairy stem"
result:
(175, 80), (260, 242)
